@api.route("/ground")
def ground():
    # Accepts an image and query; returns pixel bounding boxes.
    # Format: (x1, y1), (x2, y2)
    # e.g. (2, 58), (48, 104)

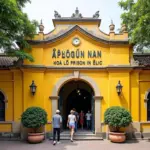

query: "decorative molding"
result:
(49, 96), (59, 100)
(144, 90), (150, 108)
(51, 72), (101, 97)
(71, 7), (82, 18)
(93, 11), (100, 19)
(54, 11), (61, 18)
(0, 89), (8, 104)
(144, 90), (150, 102)
(121, 24), (127, 33)
(27, 25), (129, 45)
(109, 20), (115, 32)
(140, 121), (150, 124)
(0, 121), (13, 124)
(73, 70), (80, 79)
(130, 57), (139, 66)
(144, 98), (148, 103)
(93, 96), (103, 100)
(39, 19), (44, 32)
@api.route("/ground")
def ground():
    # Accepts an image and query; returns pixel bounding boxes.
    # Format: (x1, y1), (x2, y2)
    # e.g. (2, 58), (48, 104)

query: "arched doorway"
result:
(0, 91), (5, 121)
(58, 80), (95, 131)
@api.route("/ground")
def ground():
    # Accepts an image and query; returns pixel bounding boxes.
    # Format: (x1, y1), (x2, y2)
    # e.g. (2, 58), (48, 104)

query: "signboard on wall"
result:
(51, 48), (102, 66)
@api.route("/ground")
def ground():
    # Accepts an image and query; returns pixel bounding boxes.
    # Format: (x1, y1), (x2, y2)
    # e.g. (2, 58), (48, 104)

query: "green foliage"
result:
(118, 0), (150, 51)
(21, 107), (48, 132)
(0, 0), (38, 61)
(104, 106), (132, 131)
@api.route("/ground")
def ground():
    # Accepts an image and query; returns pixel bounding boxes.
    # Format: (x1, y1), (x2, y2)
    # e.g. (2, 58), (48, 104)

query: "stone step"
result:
(48, 132), (103, 140)
(60, 134), (96, 136)
(49, 136), (103, 140)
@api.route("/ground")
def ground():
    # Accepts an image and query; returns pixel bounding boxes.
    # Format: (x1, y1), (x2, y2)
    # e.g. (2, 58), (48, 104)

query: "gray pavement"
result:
(0, 140), (150, 150)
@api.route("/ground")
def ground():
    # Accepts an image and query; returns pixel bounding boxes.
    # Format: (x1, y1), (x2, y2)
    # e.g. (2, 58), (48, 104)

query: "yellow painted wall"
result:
(1, 19), (150, 134)
(0, 124), (12, 132)
(130, 71), (140, 121)
(108, 71), (130, 108)
(110, 46), (130, 65)
(13, 70), (23, 122)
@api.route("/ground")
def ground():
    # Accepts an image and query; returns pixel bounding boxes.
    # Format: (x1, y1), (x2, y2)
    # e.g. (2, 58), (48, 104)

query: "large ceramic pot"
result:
(28, 132), (45, 143)
(109, 132), (126, 143)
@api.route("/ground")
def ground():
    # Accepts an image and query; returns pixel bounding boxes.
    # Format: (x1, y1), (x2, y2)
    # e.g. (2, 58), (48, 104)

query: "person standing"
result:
(67, 110), (76, 142)
(85, 110), (92, 130)
(79, 110), (84, 130)
(52, 110), (62, 145)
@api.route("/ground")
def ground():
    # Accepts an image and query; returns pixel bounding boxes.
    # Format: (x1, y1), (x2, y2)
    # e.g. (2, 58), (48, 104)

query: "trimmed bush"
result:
(21, 107), (47, 133)
(104, 106), (132, 132)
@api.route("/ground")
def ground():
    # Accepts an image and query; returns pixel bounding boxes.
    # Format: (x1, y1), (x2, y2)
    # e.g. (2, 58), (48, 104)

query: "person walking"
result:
(52, 109), (62, 145)
(85, 110), (92, 130)
(73, 108), (79, 132)
(79, 110), (84, 130)
(67, 110), (76, 142)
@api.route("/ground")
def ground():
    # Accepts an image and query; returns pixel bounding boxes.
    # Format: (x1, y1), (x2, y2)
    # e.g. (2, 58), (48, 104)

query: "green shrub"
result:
(104, 106), (132, 132)
(21, 107), (47, 133)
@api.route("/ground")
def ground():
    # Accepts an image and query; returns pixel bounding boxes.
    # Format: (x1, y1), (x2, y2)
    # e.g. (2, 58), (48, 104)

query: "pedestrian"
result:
(73, 108), (79, 132)
(67, 110), (76, 142)
(85, 110), (92, 130)
(79, 110), (84, 130)
(52, 109), (62, 145)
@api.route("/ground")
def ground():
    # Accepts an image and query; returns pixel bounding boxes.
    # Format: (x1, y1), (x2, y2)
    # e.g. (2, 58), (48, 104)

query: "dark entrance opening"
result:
(58, 80), (94, 131)
(147, 92), (150, 121)
(0, 91), (5, 121)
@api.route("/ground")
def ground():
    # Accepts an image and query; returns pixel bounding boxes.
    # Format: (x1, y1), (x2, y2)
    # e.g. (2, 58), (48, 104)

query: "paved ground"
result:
(0, 140), (150, 150)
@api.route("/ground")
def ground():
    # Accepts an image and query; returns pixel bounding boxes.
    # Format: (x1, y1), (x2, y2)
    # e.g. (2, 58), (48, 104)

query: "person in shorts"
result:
(67, 110), (76, 142)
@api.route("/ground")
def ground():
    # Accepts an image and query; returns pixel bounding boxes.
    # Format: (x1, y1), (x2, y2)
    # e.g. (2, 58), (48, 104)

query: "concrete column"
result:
(94, 96), (103, 134)
(49, 96), (59, 117)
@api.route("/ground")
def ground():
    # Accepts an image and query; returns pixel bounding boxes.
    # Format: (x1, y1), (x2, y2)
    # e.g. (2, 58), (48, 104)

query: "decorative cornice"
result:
(93, 96), (103, 100)
(93, 11), (100, 19)
(28, 25), (128, 45)
(49, 96), (59, 100)
(0, 64), (149, 70)
(71, 7), (82, 18)
(54, 11), (61, 19)
(53, 7), (100, 20)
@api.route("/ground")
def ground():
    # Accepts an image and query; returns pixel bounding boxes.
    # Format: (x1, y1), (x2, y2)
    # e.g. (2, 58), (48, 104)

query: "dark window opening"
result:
(0, 91), (5, 121)
(147, 93), (150, 121)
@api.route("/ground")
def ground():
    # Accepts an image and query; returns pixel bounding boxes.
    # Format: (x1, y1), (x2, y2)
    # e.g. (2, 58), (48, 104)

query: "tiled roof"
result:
(133, 53), (150, 66)
(0, 55), (18, 68)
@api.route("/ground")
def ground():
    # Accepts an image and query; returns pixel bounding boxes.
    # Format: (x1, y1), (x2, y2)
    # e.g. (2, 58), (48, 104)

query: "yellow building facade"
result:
(0, 8), (150, 139)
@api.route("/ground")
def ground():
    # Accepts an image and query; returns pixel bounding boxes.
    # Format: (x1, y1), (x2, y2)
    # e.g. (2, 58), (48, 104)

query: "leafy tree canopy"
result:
(119, 0), (150, 51)
(0, 0), (38, 61)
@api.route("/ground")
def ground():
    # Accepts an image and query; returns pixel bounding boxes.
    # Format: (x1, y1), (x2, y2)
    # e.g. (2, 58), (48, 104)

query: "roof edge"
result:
(27, 25), (129, 45)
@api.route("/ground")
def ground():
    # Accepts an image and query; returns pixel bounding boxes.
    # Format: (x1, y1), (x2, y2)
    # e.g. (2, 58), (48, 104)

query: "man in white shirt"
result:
(67, 110), (76, 142)
(85, 111), (92, 130)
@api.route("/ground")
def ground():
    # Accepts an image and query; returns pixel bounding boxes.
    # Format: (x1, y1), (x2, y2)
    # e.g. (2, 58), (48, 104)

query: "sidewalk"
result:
(0, 140), (150, 150)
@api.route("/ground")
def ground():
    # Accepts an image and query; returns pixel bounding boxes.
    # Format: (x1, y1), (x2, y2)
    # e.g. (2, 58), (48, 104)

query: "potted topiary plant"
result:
(21, 107), (48, 143)
(104, 106), (132, 143)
